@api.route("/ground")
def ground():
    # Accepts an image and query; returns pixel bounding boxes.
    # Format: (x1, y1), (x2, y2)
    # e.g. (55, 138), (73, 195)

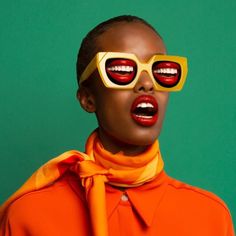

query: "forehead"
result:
(96, 22), (166, 61)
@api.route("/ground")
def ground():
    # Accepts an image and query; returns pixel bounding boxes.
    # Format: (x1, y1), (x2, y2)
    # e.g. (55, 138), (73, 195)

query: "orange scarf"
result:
(0, 130), (164, 236)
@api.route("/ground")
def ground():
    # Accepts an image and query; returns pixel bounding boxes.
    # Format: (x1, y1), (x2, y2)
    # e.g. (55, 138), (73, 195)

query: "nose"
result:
(133, 71), (154, 93)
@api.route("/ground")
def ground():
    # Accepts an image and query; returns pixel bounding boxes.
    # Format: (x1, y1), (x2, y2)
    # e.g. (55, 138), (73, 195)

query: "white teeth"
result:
(136, 102), (154, 108)
(135, 115), (152, 119)
(154, 68), (177, 74)
(107, 65), (134, 72)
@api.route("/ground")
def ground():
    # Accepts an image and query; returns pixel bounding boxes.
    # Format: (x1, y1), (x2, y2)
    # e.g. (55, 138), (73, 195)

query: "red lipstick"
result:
(106, 59), (136, 84)
(153, 61), (181, 86)
(130, 95), (158, 127)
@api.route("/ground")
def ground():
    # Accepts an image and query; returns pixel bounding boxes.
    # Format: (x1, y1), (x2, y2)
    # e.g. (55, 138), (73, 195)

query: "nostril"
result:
(138, 86), (144, 91)
(137, 85), (154, 93)
(134, 74), (155, 93)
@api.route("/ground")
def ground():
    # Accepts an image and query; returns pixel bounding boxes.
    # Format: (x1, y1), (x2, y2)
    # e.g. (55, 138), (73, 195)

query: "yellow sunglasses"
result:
(79, 52), (188, 91)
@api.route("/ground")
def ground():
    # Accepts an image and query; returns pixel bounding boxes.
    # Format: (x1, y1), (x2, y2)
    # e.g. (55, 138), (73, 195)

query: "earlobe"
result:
(77, 87), (96, 113)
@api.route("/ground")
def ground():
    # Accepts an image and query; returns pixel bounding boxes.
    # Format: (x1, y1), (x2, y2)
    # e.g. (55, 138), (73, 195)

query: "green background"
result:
(0, 0), (235, 228)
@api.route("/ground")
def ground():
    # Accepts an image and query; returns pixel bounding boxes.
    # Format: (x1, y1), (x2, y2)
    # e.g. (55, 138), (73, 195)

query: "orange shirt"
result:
(1, 171), (234, 236)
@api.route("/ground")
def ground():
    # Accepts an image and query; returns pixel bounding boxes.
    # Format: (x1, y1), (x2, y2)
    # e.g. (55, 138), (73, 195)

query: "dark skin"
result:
(78, 22), (169, 156)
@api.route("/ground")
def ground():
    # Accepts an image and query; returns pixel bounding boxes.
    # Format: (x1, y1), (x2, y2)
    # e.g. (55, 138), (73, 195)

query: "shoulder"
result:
(161, 175), (235, 235)
(6, 173), (86, 223)
(165, 175), (232, 217)
(1, 173), (91, 235)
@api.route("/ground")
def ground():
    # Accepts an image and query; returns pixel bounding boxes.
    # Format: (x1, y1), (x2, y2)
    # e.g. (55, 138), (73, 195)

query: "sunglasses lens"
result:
(152, 61), (181, 87)
(105, 58), (137, 85)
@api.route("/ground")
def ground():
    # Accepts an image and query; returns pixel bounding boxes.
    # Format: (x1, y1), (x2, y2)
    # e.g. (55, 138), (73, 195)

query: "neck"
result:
(98, 127), (148, 156)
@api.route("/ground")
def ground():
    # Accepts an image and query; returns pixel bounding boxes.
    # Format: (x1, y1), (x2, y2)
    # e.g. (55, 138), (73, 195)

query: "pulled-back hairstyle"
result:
(76, 15), (162, 86)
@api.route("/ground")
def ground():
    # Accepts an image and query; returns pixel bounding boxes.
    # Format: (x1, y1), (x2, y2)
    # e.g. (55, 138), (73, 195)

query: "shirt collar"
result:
(105, 171), (169, 227)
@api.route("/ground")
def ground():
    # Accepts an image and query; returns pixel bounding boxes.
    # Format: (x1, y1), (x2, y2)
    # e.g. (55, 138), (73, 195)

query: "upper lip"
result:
(131, 95), (158, 114)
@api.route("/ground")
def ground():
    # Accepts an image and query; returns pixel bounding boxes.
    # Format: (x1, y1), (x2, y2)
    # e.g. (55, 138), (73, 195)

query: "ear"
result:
(77, 86), (96, 113)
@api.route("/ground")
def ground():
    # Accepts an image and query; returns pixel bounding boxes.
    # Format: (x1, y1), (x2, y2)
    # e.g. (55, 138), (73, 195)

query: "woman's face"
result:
(79, 22), (169, 155)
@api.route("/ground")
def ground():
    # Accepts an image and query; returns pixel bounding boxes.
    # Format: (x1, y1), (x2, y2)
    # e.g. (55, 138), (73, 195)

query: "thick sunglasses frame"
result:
(79, 52), (188, 91)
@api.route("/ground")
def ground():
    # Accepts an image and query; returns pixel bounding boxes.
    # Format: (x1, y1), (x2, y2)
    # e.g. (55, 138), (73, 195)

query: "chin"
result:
(121, 128), (161, 147)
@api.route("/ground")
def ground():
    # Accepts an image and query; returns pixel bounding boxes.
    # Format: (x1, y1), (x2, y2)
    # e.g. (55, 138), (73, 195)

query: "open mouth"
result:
(131, 95), (158, 127)
(106, 59), (137, 85)
(152, 61), (181, 87)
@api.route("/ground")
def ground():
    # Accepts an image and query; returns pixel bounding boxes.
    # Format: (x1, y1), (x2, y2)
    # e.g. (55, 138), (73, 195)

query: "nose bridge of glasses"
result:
(135, 61), (157, 90)
(138, 61), (155, 81)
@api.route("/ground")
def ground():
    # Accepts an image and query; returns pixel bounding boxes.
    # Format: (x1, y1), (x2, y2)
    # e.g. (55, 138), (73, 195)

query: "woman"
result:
(0, 15), (234, 236)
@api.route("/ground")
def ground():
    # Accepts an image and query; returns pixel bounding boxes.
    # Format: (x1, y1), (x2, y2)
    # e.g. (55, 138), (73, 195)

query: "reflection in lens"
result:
(152, 61), (181, 88)
(106, 58), (137, 85)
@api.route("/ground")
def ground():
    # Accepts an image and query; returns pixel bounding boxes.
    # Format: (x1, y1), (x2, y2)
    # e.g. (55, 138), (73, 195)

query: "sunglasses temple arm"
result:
(79, 57), (98, 84)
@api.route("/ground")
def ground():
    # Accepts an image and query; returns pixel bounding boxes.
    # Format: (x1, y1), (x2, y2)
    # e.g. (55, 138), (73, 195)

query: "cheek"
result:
(95, 91), (131, 126)
(157, 92), (169, 120)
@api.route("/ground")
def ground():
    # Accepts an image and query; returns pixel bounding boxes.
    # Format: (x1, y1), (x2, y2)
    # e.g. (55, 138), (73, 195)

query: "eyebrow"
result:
(153, 52), (166, 55)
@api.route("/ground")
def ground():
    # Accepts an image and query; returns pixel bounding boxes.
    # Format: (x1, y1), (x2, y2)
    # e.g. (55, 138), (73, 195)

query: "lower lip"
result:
(130, 95), (158, 127)
(131, 113), (158, 127)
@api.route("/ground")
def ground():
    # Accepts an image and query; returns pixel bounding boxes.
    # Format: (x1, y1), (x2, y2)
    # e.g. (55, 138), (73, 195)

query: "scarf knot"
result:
(0, 130), (164, 236)
(71, 160), (109, 198)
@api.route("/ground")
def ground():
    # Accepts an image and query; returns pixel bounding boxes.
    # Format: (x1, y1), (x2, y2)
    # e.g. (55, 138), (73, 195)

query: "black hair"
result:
(76, 15), (162, 86)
